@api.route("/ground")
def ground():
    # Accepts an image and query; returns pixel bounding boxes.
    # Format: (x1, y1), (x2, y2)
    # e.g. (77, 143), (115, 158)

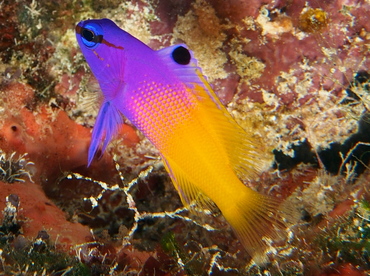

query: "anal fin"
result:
(162, 155), (217, 213)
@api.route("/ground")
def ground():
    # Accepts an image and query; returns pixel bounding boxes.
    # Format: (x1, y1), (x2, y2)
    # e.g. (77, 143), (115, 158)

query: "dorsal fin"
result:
(157, 44), (267, 180)
(157, 44), (209, 90)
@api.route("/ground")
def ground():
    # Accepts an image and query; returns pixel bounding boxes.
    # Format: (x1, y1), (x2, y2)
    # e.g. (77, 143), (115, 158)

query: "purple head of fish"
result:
(75, 18), (201, 166)
(75, 19), (164, 165)
(77, 19), (141, 100)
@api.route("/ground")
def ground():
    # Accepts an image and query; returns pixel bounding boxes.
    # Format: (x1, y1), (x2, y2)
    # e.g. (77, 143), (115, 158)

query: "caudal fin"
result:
(221, 187), (292, 264)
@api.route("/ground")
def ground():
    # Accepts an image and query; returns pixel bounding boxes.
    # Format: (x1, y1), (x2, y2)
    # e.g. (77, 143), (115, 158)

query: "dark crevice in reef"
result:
(273, 139), (317, 171)
(273, 71), (370, 178)
(318, 113), (370, 176)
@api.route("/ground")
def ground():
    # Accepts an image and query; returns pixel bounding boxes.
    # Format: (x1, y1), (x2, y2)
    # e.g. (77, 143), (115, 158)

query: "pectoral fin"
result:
(88, 101), (122, 165)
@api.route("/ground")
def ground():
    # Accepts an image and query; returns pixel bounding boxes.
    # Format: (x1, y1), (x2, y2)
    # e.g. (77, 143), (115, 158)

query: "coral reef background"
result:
(0, 0), (369, 275)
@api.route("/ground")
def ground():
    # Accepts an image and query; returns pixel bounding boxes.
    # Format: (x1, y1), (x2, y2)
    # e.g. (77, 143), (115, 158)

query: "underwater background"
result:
(0, 0), (369, 275)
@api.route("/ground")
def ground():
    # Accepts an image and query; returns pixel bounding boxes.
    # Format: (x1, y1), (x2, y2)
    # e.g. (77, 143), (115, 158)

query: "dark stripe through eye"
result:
(82, 28), (103, 44)
(76, 23), (124, 50)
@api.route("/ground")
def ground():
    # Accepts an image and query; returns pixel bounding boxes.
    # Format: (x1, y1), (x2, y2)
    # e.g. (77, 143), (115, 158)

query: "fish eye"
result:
(82, 29), (95, 42)
(172, 46), (191, 65)
(77, 22), (104, 49)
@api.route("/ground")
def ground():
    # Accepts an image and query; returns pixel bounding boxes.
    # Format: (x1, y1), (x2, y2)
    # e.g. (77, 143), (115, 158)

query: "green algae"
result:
(315, 204), (370, 268)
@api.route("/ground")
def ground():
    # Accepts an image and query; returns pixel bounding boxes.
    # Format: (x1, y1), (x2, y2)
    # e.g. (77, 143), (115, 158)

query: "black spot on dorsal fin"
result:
(172, 46), (191, 65)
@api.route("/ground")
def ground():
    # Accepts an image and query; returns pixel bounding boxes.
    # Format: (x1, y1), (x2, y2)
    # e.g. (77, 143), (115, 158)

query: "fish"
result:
(75, 18), (289, 263)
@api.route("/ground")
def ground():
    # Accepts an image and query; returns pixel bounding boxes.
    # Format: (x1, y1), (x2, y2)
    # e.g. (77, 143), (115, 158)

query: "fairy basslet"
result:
(76, 18), (288, 263)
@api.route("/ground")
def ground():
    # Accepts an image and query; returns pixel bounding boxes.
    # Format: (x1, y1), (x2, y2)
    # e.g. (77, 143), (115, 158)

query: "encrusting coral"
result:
(0, 0), (369, 275)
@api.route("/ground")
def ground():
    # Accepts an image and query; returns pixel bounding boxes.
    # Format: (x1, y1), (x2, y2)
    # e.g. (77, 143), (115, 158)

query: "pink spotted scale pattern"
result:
(126, 80), (197, 150)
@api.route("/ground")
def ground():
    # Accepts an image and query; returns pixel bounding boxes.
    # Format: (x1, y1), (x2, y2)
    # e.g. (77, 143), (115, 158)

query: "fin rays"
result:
(227, 191), (287, 264)
(88, 101), (122, 165)
(189, 81), (266, 180)
(162, 156), (217, 213)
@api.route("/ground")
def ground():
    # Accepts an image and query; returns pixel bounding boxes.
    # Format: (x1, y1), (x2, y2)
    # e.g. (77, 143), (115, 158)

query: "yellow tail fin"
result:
(221, 186), (289, 264)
